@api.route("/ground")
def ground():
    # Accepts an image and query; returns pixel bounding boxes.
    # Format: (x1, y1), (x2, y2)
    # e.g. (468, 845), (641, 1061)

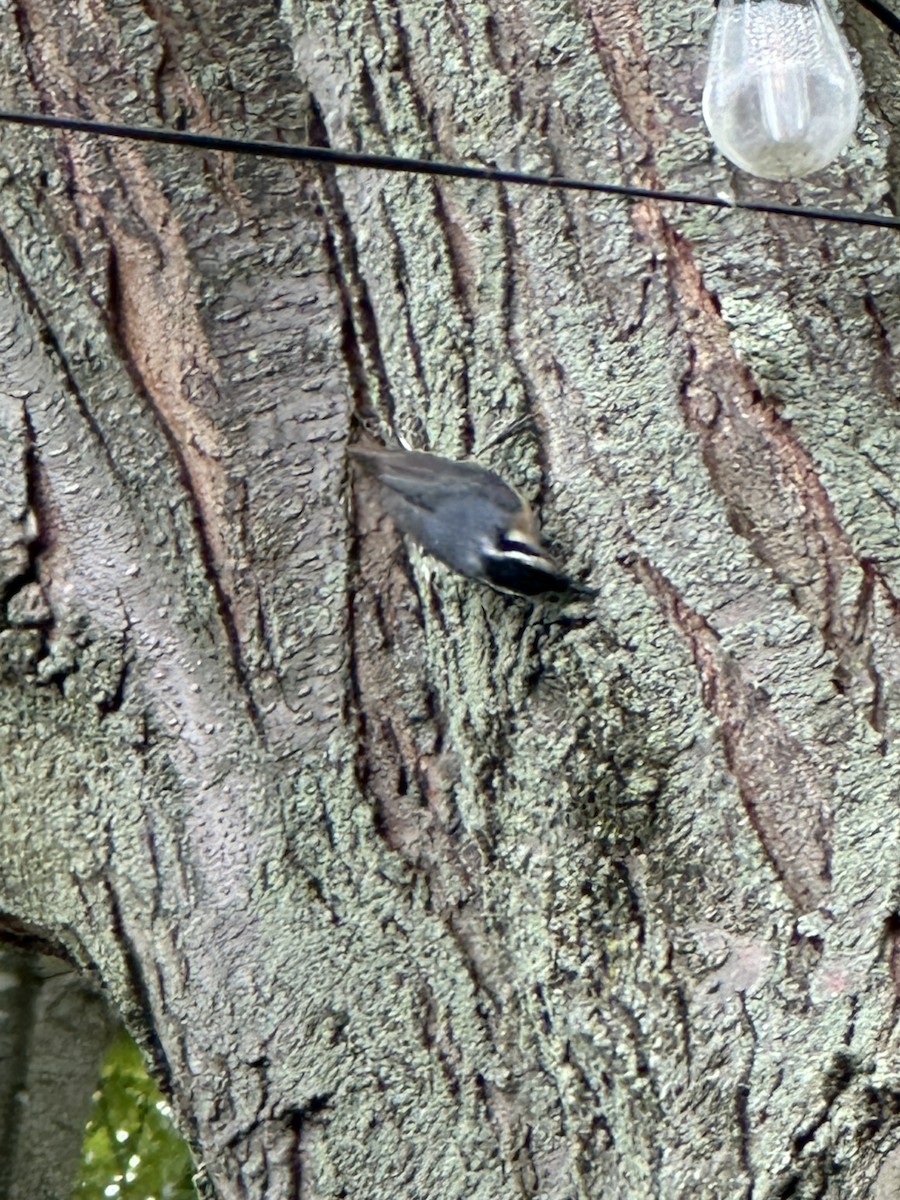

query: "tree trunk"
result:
(1, 0), (899, 1197)
(0, 943), (113, 1200)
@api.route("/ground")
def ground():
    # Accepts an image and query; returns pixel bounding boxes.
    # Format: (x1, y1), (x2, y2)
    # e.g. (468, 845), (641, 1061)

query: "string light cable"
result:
(0, 108), (896, 232)
(855, 0), (900, 35)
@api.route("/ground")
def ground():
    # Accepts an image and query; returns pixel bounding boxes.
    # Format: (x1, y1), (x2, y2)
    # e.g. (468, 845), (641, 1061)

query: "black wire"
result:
(0, 108), (896, 231)
(856, 0), (900, 34)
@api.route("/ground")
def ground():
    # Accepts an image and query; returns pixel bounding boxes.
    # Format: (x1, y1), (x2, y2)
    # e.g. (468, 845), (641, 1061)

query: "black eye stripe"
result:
(483, 555), (571, 596)
(498, 534), (543, 558)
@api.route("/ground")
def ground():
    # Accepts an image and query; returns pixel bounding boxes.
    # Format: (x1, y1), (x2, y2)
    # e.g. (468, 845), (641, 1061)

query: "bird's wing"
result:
(350, 448), (522, 516)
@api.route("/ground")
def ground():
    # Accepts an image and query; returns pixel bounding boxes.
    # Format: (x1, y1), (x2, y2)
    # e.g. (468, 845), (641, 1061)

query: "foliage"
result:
(73, 1027), (198, 1200)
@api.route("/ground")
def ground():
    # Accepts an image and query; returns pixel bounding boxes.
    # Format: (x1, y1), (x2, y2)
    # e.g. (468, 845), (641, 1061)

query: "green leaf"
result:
(73, 1028), (198, 1200)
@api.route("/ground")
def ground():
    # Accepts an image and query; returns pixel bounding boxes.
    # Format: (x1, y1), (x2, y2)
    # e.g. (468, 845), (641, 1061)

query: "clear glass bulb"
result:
(702, 0), (861, 181)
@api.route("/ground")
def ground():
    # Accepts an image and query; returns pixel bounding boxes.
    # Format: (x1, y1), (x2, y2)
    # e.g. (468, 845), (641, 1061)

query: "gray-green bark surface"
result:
(0, 0), (899, 1197)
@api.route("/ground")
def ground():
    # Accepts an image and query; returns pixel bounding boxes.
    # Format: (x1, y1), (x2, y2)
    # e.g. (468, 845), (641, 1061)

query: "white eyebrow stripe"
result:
(502, 544), (547, 559)
(490, 545), (557, 567)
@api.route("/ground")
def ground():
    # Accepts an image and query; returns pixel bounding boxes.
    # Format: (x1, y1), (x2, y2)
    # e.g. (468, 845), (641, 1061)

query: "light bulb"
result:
(702, 0), (861, 181)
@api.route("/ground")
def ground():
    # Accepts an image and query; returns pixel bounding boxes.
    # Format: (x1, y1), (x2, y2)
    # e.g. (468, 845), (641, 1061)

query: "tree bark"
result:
(0, 0), (899, 1197)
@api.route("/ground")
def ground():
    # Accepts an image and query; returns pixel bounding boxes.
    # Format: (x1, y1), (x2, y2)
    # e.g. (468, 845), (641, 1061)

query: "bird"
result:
(350, 444), (594, 599)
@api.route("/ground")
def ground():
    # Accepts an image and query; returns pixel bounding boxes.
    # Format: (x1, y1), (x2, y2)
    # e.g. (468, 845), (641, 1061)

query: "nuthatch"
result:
(350, 445), (593, 599)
